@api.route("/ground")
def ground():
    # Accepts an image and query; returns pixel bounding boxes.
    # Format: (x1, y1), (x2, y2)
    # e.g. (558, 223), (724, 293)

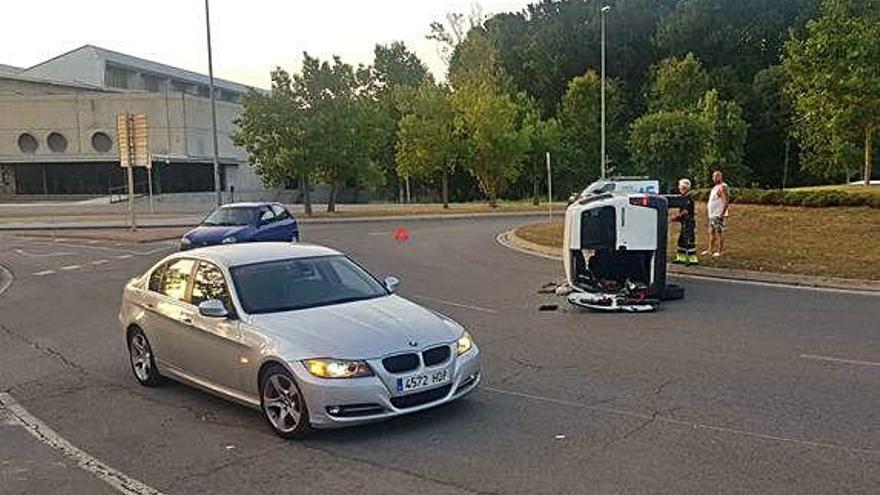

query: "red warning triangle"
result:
(393, 226), (410, 242)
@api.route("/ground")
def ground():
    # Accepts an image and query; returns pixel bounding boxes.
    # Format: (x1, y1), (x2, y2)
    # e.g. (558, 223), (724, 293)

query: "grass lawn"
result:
(515, 203), (880, 280)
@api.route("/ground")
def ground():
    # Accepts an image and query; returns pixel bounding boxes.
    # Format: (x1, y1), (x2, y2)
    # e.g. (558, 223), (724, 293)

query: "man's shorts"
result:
(709, 216), (725, 233)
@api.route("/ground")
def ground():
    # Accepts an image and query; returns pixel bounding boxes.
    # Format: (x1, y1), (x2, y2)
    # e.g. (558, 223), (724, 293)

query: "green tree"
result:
(698, 89), (749, 187)
(647, 53), (712, 112)
(484, 0), (679, 115)
(558, 70), (628, 188)
(654, 0), (820, 85)
(292, 53), (381, 212)
(449, 30), (532, 206)
(370, 42), (431, 199)
(784, 0), (880, 185)
(395, 82), (459, 208)
(629, 111), (709, 190)
(233, 68), (314, 214)
(747, 65), (799, 188)
(520, 99), (563, 204)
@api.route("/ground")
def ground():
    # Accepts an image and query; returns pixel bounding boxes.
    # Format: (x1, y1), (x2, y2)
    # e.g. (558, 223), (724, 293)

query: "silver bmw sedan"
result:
(118, 242), (481, 438)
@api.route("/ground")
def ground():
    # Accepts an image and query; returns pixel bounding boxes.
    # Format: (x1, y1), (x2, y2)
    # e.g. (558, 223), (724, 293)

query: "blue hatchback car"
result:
(180, 202), (299, 251)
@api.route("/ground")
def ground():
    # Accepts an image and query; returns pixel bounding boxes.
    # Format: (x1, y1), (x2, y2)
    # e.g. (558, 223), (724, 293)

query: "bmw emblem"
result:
(408, 340), (418, 348)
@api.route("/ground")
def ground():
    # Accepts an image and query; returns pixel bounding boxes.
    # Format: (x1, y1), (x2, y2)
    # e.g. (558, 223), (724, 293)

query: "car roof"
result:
(176, 242), (341, 268)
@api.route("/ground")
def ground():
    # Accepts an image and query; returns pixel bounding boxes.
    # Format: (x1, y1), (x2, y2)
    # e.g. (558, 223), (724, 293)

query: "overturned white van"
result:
(563, 178), (684, 312)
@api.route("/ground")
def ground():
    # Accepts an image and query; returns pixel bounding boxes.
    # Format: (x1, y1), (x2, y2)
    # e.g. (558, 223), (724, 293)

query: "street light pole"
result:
(205, 0), (222, 207)
(600, 5), (610, 179)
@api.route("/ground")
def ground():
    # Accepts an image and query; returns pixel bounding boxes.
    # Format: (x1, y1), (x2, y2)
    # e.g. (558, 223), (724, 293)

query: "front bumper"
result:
(294, 346), (481, 428)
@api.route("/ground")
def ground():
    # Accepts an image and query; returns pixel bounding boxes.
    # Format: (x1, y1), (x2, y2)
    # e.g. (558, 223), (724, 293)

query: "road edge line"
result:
(0, 392), (167, 495)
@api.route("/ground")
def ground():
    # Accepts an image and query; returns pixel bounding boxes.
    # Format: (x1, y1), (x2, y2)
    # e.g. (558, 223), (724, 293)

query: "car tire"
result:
(259, 364), (312, 439)
(127, 327), (162, 387)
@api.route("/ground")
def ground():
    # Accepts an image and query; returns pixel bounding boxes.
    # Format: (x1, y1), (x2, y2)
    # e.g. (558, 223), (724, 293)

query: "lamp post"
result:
(205, 0), (222, 206)
(600, 5), (611, 179)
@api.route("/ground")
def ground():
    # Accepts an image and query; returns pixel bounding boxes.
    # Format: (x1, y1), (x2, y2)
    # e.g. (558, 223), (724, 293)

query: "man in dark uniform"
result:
(671, 178), (698, 265)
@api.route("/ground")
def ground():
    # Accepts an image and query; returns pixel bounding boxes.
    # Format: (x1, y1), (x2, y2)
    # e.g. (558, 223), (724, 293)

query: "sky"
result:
(0, 0), (534, 88)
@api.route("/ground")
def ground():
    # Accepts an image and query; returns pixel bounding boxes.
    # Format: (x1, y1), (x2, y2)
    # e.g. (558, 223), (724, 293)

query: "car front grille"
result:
(390, 384), (453, 409)
(422, 345), (451, 366)
(382, 353), (419, 373)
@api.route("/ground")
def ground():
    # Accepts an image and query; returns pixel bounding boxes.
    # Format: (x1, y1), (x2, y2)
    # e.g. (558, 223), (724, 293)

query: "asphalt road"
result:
(0, 216), (877, 495)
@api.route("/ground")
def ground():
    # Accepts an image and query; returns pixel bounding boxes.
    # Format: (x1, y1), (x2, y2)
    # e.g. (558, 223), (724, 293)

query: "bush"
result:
(690, 188), (878, 208)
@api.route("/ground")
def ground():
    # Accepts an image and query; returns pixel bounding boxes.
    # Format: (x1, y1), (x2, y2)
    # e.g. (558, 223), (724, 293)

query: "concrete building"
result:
(0, 45), (265, 199)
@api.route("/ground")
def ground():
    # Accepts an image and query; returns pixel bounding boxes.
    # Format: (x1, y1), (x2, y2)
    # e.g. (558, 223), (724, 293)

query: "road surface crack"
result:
(0, 322), (89, 375)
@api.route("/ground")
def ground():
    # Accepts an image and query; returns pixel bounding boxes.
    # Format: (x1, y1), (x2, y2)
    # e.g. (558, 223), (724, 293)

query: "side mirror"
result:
(384, 276), (400, 293)
(198, 299), (229, 318)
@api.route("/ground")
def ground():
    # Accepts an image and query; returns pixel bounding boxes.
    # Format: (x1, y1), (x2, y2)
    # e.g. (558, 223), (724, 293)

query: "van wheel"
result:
(662, 284), (685, 301)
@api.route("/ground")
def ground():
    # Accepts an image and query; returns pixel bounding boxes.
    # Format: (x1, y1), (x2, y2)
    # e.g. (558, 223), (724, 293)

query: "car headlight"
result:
(303, 358), (373, 379)
(457, 331), (474, 355)
(180, 236), (192, 245)
(221, 236), (237, 244)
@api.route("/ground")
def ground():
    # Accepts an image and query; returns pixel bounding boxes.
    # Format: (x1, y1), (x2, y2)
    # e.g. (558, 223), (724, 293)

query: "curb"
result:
(0, 210), (549, 231)
(498, 229), (880, 294)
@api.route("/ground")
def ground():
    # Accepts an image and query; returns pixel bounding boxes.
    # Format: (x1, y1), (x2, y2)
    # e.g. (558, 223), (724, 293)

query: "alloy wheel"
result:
(262, 373), (303, 433)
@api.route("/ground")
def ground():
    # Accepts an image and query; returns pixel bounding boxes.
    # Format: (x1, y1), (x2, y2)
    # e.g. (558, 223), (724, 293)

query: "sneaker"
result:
(687, 255), (699, 265)
(712, 252), (721, 258)
(700, 250), (711, 256)
(673, 253), (687, 264)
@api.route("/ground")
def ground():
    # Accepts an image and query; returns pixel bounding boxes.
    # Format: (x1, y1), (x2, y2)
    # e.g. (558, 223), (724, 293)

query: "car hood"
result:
(184, 225), (251, 244)
(248, 295), (461, 359)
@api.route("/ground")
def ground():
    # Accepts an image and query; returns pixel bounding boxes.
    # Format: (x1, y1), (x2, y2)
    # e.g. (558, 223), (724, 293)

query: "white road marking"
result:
(92, 259), (109, 266)
(410, 294), (498, 314)
(484, 386), (878, 456)
(60, 265), (82, 271)
(115, 255), (133, 260)
(367, 231), (389, 236)
(0, 264), (12, 296)
(799, 354), (880, 368)
(0, 393), (167, 495)
(32, 241), (173, 256)
(14, 248), (76, 258)
(33, 270), (56, 276)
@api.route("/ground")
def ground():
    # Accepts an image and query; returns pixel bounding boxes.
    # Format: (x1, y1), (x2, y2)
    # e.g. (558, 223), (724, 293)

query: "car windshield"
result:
(202, 207), (256, 226)
(230, 255), (388, 314)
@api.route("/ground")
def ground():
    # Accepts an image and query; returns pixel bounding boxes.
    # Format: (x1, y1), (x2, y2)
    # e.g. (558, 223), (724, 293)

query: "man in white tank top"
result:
(703, 170), (729, 257)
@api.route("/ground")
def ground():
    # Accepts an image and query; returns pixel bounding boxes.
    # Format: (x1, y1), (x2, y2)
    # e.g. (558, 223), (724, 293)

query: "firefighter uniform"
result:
(673, 191), (698, 265)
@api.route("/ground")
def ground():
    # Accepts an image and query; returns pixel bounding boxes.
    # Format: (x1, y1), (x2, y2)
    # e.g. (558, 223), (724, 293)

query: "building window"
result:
(105, 65), (129, 88)
(47, 132), (68, 153)
(143, 75), (163, 92)
(17, 133), (38, 153)
(92, 132), (113, 153)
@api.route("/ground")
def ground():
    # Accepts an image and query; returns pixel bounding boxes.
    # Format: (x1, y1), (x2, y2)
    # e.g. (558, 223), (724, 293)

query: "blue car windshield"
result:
(231, 255), (388, 314)
(202, 207), (256, 226)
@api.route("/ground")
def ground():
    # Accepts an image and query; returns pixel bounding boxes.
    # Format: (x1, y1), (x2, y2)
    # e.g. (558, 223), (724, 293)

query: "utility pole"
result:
(600, 5), (611, 179)
(205, 0), (222, 207)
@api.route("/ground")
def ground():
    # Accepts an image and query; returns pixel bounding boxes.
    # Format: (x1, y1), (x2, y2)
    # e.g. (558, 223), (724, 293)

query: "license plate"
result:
(397, 368), (451, 393)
